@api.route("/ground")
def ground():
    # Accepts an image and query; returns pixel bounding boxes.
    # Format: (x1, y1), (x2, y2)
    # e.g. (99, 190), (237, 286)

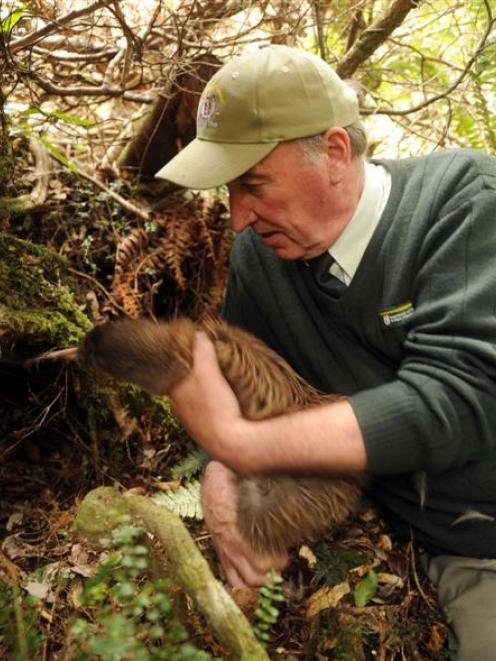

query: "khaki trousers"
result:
(423, 554), (496, 660)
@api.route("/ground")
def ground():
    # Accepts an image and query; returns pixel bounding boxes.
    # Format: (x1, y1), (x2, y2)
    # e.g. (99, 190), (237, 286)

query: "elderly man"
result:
(156, 45), (496, 659)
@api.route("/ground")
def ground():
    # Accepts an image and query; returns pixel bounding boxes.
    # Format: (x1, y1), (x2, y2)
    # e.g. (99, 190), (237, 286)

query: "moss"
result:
(332, 613), (367, 661)
(314, 542), (370, 586)
(73, 487), (133, 547)
(0, 232), (91, 348)
(0, 195), (29, 217)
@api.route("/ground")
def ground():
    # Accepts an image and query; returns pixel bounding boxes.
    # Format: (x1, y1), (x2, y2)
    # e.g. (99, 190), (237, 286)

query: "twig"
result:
(9, 0), (115, 54)
(27, 347), (79, 366)
(408, 542), (432, 607)
(313, 0), (327, 62)
(103, 48), (126, 86)
(87, 405), (102, 480)
(72, 166), (151, 221)
(108, 0), (140, 87)
(0, 551), (29, 661)
(67, 267), (131, 316)
(140, 0), (163, 47)
(32, 46), (118, 63)
(364, 2), (495, 117)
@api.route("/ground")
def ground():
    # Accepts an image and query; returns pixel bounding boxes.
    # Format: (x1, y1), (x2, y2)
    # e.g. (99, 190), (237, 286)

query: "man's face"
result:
(227, 138), (351, 260)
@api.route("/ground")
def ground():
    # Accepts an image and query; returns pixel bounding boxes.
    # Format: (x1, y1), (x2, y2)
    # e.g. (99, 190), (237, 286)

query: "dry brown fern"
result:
(111, 191), (230, 319)
(79, 316), (363, 557)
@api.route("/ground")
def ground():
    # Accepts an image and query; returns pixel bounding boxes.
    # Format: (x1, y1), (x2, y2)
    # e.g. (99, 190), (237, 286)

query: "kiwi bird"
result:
(78, 317), (363, 556)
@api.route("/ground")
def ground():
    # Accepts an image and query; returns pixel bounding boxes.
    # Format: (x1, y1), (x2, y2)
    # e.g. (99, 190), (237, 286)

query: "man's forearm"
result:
(170, 333), (368, 476)
(226, 399), (368, 474)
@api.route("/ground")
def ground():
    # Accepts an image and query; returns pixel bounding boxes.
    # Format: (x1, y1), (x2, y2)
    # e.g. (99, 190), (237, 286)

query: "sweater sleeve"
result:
(351, 158), (496, 476)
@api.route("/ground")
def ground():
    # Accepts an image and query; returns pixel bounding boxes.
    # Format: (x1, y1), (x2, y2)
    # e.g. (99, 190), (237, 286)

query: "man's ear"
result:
(323, 128), (352, 184)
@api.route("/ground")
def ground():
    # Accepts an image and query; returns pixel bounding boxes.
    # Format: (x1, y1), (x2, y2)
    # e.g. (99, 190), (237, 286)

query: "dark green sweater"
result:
(222, 149), (496, 558)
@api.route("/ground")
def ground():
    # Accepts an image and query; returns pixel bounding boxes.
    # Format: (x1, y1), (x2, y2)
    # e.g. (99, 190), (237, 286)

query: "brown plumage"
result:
(78, 317), (363, 556)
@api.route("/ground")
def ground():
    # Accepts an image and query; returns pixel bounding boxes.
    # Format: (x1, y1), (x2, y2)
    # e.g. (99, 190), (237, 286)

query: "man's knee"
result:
(424, 554), (496, 660)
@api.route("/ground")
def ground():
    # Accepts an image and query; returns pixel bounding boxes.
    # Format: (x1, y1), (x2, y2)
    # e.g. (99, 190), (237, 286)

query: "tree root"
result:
(0, 137), (50, 217)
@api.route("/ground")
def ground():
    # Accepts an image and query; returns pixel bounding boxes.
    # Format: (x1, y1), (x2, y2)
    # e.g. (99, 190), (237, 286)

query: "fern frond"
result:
(152, 480), (203, 520)
(170, 450), (204, 480)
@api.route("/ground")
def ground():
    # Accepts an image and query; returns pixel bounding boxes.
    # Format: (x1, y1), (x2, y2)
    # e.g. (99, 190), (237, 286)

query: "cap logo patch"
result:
(198, 84), (224, 129)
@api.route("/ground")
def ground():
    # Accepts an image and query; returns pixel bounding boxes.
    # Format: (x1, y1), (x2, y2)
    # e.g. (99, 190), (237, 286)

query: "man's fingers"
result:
(218, 551), (247, 588)
(233, 554), (271, 587)
(215, 533), (289, 587)
(219, 545), (270, 587)
(192, 331), (220, 369)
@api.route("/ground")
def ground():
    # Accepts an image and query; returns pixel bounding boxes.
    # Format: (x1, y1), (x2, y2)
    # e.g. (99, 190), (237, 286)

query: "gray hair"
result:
(296, 121), (368, 162)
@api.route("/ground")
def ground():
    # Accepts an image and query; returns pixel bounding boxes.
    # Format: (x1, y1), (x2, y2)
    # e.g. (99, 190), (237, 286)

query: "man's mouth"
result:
(258, 231), (283, 246)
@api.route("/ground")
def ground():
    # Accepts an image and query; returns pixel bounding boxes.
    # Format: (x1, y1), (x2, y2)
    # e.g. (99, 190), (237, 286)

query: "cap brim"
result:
(155, 138), (278, 189)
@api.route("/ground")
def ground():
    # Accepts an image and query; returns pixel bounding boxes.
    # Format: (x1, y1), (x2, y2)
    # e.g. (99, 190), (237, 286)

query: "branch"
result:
(103, 48), (126, 85)
(337, 0), (421, 79)
(27, 71), (154, 103)
(9, 0), (115, 54)
(32, 46), (118, 62)
(366, 1), (495, 117)
(109, 0), (142, 56)
(27, 34), (107, 52)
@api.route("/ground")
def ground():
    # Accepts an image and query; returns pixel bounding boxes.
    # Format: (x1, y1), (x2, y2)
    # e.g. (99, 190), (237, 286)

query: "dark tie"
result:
(307, 251), (347, 297)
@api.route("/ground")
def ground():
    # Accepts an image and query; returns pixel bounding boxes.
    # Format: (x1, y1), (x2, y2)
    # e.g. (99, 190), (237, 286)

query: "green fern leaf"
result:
(170, 451), (204, 480)
(152, 480), (203, 520)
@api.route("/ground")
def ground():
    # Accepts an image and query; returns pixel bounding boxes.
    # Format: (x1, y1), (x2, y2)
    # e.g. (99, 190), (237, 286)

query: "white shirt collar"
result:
(328, 161), (391, 285)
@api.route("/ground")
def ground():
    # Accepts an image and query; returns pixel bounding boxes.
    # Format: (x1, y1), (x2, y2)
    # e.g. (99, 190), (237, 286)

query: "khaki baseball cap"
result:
(155, 45), (360, 189)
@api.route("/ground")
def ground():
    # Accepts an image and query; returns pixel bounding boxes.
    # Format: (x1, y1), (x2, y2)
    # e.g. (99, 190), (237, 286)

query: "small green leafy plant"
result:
(0, 579), (45, 661)
(252, 572), (284, 644)
(70, 524), (212, 660)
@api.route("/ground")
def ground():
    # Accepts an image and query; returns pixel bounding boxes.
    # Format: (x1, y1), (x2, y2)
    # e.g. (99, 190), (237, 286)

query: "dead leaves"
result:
(307, 580), (351, 618)
(111, 190), (230, 320)
(300, 507), (448, 658)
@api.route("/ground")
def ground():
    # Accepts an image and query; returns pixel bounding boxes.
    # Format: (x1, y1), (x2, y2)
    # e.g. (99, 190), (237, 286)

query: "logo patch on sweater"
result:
(380, 302), (415, 327)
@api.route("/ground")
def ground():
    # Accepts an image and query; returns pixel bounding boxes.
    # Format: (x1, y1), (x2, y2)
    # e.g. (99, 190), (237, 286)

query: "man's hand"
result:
(201, 461), (288, 587)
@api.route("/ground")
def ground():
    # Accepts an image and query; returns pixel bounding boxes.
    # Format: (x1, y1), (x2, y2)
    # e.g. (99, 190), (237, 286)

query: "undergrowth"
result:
(67, 523), (213, 660)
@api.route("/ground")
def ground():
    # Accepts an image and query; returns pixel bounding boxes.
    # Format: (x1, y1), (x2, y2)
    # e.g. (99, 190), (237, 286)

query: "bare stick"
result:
(27, 347), (79, 366)
(10, 0), (115, 54)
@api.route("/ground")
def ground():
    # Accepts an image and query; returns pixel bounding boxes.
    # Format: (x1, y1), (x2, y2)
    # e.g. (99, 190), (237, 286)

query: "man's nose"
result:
(228, 189), (257, 233)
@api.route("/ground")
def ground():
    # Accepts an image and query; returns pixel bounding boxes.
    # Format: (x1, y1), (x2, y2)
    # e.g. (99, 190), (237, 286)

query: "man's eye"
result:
(243, 182), (260, 194)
